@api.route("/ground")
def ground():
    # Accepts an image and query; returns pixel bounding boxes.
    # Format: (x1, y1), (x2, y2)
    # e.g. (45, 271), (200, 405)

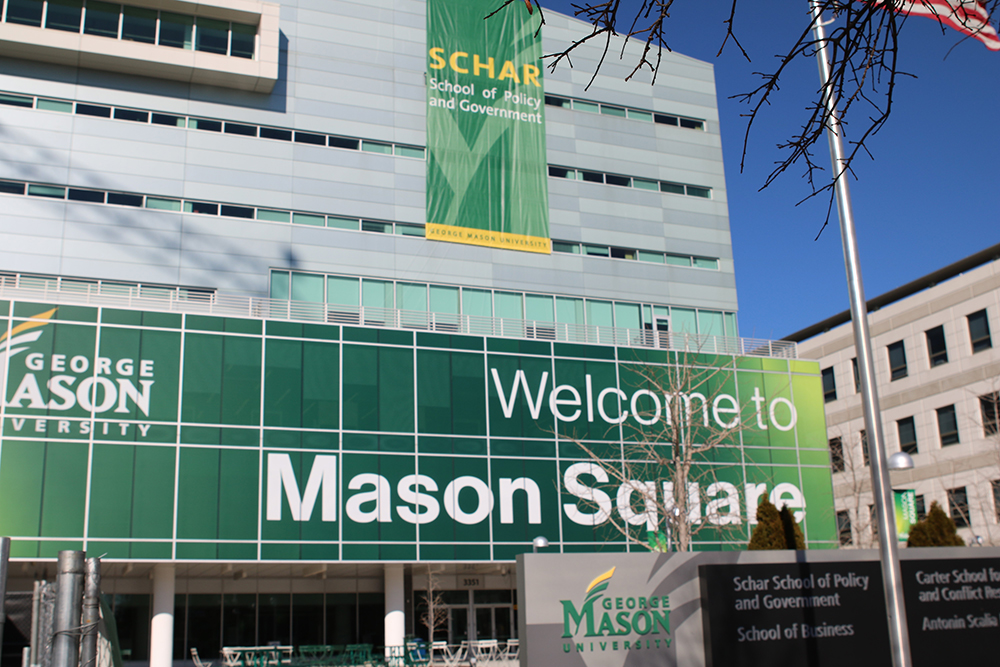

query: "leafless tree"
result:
(559, 348), (791, 552)
(420, 567), (449, 644)
(830, 428), (880, 548)
(490, 0), (999, 225)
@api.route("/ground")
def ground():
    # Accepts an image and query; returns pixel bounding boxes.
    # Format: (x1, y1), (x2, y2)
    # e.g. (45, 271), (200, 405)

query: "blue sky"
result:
(540, 0), (1000, 340)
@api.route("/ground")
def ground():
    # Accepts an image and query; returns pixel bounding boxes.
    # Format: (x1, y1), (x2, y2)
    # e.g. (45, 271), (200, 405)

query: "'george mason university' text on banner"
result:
(425, 0), (550, 254)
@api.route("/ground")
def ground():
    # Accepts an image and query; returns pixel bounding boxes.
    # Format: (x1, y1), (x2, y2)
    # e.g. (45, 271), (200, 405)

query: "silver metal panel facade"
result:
(0, 1), (736, 314)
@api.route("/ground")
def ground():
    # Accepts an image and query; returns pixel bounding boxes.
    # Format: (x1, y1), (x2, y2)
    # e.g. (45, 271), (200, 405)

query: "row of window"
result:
(548, 166), (711, 198)
(0, 178), (720, 270)
(821, 309), (993, 402)
(0, 90), (714, 199)
(830, 392), (998, 471)
(0, 91), (422, 158)
(269, 270), (738, 338)
(543, 94), (706, 131)
(0, 271), (214, 299)
(1, 0), (256, 58)
(836, 487), (978, 544)
(550, 241), (718, 269)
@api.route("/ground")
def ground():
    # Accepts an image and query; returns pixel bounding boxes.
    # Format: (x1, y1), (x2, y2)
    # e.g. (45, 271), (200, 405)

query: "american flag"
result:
(866, 0), (1000, 50)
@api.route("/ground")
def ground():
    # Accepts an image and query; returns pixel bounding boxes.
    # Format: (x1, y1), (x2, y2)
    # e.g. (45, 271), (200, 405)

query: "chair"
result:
(503, 640), (518, 662)
(192, 648), (214, 667)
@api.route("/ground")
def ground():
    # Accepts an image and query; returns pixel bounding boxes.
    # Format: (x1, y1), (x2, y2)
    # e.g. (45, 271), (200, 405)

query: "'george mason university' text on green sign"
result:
(425, 0), (550, 254)
(0, 300), (836, 561)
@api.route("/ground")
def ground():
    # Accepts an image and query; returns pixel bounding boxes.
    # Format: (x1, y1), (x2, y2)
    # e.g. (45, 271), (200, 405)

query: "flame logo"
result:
(0, 308), (57, 389)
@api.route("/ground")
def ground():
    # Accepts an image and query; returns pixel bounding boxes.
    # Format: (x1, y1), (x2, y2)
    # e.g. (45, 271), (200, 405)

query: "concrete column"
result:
(149, 564), (175, 667)
(384, 564), (406, 656)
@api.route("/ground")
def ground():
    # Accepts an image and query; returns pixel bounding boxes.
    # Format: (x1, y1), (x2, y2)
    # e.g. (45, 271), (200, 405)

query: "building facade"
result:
(789, 244), (1000, 549)
(0, 1), (834, 665)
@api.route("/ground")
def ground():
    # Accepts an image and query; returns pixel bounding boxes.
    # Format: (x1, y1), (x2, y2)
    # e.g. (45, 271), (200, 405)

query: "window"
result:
(860, 430), (869, 466)
(968, 309), (992, 353)
(897, 417), (917, 455)
(852, 357), (860, 392)
(914, 494), (926, 522)
(981, 392), (999, 436)
(947, 487), (969, 528)
(829, 437), (844, 473)
(992, 481), (1000, 523)
(887, 341), (907, 380)
(936, 405), (959, 446)
(925, 325), (948, 367)
(837, 510), (852, 546)
(822, 366), (837, 402)
(869, 504), (878, 539)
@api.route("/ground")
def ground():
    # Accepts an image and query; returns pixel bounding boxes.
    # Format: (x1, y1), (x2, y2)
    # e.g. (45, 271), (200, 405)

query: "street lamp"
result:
(887, 452), (914, 471)
(532, 536), (549, 553)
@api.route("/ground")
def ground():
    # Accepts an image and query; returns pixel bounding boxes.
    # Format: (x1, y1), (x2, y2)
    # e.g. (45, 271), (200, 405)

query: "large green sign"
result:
(0, 300), (835, 561)
(425, 0), (550, 254)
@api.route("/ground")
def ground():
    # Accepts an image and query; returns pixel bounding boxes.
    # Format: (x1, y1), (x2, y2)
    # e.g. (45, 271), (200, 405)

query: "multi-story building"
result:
(0, 1), (833, 666)
(789, 243), (1000, 548)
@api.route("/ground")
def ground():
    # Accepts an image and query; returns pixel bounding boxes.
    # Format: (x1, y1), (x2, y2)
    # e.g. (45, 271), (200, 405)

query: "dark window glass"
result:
(68, 188), (105, 203)
(548, 166), (572, 178)
(990, 481), (1000, 523)
(914, 494), (926, 522)
(660, 181), (684, 194)
(259, 127), (292, 141)
(291, 594), (324, 647)
(224, 122), (257, 136)
(981, 392), (999, 436)
(887, 340), (907, 380)
(897, 417), (917, 455)
(222, 593), (256, 646)
(580, 170), (603, 183)
(0, 180), (25, 195)
(329, 136), (359, 150)
(258, 593), (290, 645)
(852, 357), (860, 392)
(186, 201), (219, 215)
(114, 108), (148, 122)
(159, 12), (193, 49)
(0, 93), (33, 107)
(151, 113), (185, 127)
(220, 205), (253, 219)
(860, 429), (869, 466)
(829, 437), (844, 473)
(653, 113), (678, 126)
(821, 367), (836, 402)
(937, 404), (959, 446)
(361, 220), (390, 233)
(121, 6), (156, 43)
(5, 0), (44, 26)
(551, 242), (578, 254)
(544, 95), (569, 107)
(230, 23), (255, 58)
(968, 309), (992, 352)
(107, 192), (142, 207)
(189, 118), (222, 132)
(608, 247), (635, 260)
(605, 174), (630, 187)
(195, 17), (228, 54)
(584, 245), (609, 257)
(947, 487), (969, 528)
(45, 0), (83, 32)
(925, 325), (948, 366)
(686, 186), (711, 198)
(679, 118), (704, 130)
(83, 0), (119, 37)
(76, 103), (112, 117)
(294, 131), (325, 145)
(837, 510), (852, 545)
(112, 595), (150, 661)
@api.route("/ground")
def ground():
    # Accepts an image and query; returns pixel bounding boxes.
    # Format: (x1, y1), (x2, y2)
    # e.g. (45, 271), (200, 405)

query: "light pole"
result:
(532, 536), (548, 553)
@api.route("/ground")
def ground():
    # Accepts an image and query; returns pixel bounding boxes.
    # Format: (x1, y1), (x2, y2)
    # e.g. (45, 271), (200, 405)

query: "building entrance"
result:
(422, 590), (516, 644)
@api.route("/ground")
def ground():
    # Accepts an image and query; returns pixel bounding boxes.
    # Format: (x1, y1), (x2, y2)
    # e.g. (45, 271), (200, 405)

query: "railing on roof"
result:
(0, 275), (797, 358)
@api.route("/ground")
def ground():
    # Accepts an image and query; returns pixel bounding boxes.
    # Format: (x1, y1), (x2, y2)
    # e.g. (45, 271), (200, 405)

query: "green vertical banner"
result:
(426, 0), (550, 254)
(895, 489), (917, 541)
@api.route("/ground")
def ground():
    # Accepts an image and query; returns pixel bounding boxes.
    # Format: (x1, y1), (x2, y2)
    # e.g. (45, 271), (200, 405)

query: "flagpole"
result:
(807, 2), (912, 667)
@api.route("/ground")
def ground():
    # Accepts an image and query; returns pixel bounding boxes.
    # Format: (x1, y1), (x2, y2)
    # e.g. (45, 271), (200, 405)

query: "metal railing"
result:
(0, 275), (797, 358)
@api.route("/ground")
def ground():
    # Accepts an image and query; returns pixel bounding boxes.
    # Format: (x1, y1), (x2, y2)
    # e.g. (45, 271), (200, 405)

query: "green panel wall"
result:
(0, 299), (836, 560)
